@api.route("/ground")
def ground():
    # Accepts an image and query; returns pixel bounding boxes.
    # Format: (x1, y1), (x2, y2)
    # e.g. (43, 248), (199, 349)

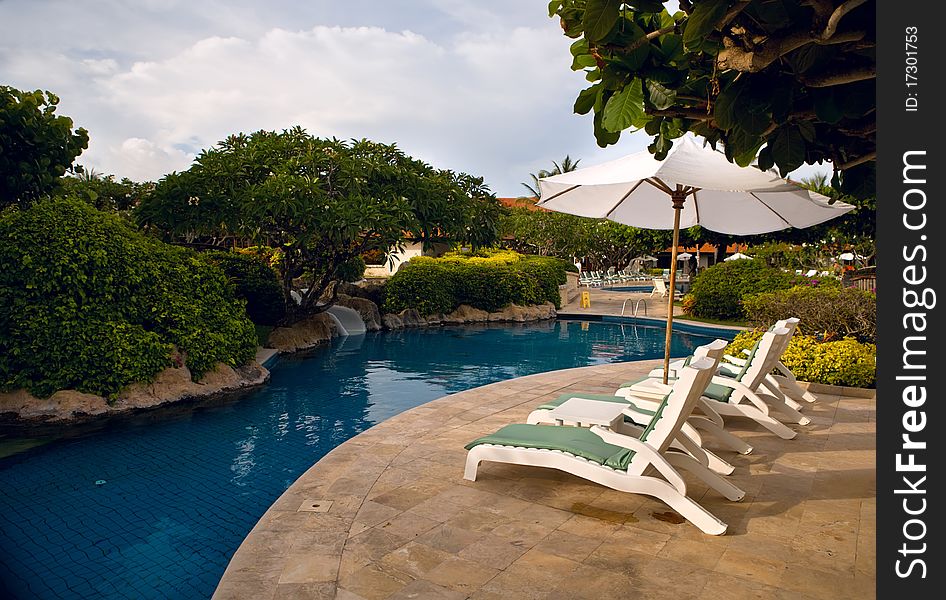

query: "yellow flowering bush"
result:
(726, 330), (876, 388)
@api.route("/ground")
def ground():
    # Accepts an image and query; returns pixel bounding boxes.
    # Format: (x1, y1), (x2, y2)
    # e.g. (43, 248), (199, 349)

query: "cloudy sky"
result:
(1, 0), (825, 197)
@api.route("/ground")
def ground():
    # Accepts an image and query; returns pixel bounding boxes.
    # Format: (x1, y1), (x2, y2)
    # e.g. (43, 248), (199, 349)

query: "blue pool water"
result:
(0, 319), (734, 599)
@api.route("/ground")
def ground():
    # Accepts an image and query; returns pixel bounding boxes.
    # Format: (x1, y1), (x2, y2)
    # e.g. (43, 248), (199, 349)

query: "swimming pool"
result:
(0, 319), (734, 599)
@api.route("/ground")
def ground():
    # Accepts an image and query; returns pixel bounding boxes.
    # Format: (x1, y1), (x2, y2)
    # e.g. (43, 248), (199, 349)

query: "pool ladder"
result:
(621, 298), (648, 317)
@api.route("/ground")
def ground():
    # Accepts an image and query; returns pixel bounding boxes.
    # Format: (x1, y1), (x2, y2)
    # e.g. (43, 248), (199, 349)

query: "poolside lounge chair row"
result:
(463, 318), (813, 535)
(578, 268), (652, 286)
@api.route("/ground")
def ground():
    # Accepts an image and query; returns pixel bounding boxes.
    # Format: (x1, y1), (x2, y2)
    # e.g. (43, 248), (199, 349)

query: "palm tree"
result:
(521, 155), (581, 199)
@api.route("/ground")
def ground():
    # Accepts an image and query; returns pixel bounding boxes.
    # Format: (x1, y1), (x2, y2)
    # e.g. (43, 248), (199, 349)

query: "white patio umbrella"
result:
(723, 252), (752, 261)
(537, 135), (855, 382)
(677, 252), (693, 260)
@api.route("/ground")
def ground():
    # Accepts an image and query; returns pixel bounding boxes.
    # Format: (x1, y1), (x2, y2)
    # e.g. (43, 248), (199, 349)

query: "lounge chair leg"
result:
(673, 428), (735, 475)
(751, 413), (798, 439)
(774, 369), (817, 403)
(639, 478), (729, 535)
(464, 454), (481, 481)
(664, 453), (745, 502)
(762, 396), (811, 426)
(688, 417), (754, 455)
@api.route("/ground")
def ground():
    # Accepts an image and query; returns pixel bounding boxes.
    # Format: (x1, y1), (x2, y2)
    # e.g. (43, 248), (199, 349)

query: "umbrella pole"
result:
(663, 193), (685, 385)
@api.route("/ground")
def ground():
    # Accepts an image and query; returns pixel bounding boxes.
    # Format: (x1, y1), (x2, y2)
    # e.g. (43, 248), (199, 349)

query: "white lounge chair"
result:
(465, 357), (745, 535)
(526, 339), (740, 474)
(721, 318), (817, 406)
(650, 278), (682, 299)
(619, 328), (808, 440)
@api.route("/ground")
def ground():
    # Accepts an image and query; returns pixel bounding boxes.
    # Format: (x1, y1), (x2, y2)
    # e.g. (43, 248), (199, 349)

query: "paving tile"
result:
(457, 533), (532, 570)
(424, 556), (500, 595)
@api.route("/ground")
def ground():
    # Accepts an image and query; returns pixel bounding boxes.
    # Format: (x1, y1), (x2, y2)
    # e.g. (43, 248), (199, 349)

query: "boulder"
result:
(443, 305), (490, 324)
(335, 294), (383, 331)
(268, 313), (338, 352)
(0, 360), (270, 422)
(487, 302), (557, 323)
(381, 308), (426, 329)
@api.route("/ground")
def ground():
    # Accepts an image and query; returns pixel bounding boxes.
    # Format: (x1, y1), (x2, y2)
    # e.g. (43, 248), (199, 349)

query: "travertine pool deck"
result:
(214, 358), (875, 600)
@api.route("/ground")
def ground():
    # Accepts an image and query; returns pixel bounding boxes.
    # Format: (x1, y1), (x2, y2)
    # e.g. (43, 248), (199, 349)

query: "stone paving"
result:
(214, 358), (876, 600)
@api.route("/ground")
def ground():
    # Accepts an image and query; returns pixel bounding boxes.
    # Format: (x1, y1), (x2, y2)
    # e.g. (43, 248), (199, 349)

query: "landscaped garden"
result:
(1, 1), (877, 598)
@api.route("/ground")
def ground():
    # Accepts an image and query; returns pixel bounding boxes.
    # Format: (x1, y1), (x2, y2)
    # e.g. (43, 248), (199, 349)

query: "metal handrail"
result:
(621, 298), (648, 316)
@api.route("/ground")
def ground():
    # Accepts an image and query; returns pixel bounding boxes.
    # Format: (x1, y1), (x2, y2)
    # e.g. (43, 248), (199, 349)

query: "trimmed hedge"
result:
(203, 250), (287, 325)
(382, 251), (569, 315)
(0, 197), (257, 399)
(727, 330), (876, 388)
(743, 286), (876, 343)
(688, 259), (796, 320)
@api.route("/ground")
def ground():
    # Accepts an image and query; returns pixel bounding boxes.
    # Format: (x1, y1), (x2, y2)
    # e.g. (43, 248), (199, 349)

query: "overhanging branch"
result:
(823, 0), (869, 40)
(803, 65), (875, 87)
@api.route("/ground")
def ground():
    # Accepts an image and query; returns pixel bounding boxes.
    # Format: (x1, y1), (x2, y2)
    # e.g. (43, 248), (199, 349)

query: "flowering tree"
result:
(137, 128), (501, 321)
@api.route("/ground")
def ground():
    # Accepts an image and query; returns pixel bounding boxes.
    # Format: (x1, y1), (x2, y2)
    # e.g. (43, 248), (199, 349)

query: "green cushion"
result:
(702, 380), (735, 402)
(465, 423), (637, 471)
(536, 393), (631, 412)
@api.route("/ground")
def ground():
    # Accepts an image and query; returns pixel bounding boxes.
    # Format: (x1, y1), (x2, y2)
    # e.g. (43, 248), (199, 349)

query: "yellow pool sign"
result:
(580, 290), (591, 308)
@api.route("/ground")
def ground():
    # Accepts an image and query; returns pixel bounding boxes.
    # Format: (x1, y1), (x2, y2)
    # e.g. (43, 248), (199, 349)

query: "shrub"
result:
(336, 255), (366, 282)
(727, 330), (876, 388)
(203, 250), (287, 325)
(688, 259), (795, 320)
(0, 197), (257, 399)
(742, 286), (876, 343)
(381, 260), (456, 315)
(381, 251), (568, 315)
(680, 294), (696, 315)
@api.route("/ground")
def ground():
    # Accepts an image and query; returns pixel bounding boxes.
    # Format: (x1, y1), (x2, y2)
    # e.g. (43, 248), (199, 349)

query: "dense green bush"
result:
(382, 251), (568, 315)
(336, 255), (366, 283)
(0, 197), (257, 398)
(743, 286), (876, 343)
(688, 259), (796, 320)
(727, 330), (876, 388)
(203, 250), (286, 325)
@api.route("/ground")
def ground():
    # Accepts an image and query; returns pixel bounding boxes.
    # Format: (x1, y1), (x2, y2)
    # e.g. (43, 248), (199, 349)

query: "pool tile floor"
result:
(214, 359), (875, 599)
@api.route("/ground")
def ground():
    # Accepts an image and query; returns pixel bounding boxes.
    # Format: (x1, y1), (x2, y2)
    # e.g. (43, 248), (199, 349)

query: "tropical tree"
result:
(521, 155), (582, 198)
(548, 0), (875, 197)
(59, 167), (154, 213)
(137, 128), (501, 320)
(1, 86), (89, 208)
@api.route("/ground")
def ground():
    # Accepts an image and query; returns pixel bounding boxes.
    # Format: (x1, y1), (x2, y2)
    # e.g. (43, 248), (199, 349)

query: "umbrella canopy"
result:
(677, 252), (693, 260)
(724, 252), (752, 261)
(838, 252), (863, 261)
(632, 254), (658, 263)
(537, 135), (855, 382)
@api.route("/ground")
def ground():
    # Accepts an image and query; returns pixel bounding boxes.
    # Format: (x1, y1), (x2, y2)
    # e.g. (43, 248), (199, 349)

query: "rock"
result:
(335, 294), (383, 331)
(336, 281), (386, 306)
(268, 313), (338, 352)
(443, 305), (490, 324)
(487, 302), (557, 323)
(382, 313), (403, 329)
(0, 360), (270, 423)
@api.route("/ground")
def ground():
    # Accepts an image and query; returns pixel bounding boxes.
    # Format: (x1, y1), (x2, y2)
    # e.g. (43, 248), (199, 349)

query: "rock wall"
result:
(0, 361), (269, 423)
(382, 302), (557, 329)
(334, 294), (383, 331)
(268, 312), (338, 352)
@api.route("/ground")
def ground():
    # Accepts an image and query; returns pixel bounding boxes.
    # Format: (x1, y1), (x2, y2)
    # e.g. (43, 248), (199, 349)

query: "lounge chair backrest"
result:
(772, 318), (800, 358)
(639, 356), (717, 453)
(740, 327), (791, 390)
(653, 278), (666, 294)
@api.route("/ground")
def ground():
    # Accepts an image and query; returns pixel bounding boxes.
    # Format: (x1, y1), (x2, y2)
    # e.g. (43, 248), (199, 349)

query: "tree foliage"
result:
(522, 155), (582, 198)
(549, 0), (875, 197)
(501, 207), (670, 269)
(59, 167), (154, 213)
(1, 86), (90, 208)
(136, 128), (502, 321)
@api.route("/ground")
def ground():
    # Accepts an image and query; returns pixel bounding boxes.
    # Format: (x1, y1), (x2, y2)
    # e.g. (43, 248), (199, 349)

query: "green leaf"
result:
(630, 0), (666, 12)
(593, 110), (622, 147)
(611, 17), (651, 70)
(571, 53), (599, 70)
(602, 79), (646, 132)
(646, 79), (677, 110)
(757, 146), (775, 171)
(812, 90), (843, 124)
(770, 127), (806, 175)
(797, 121), (817, 143)
(574, 84), (601, 115)
(582, 0), (623, 42)
(713, 78), (746, 131)
(548, 0), (564, 17)
(682, 0), (728, 51)
(569, 38), (589, 57)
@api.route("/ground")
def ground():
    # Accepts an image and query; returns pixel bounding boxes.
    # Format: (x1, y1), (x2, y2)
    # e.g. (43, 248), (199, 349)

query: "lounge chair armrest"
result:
(589, 427), (687, 494)
(723, 354), (747, 366)
(741, 349), (752, 356)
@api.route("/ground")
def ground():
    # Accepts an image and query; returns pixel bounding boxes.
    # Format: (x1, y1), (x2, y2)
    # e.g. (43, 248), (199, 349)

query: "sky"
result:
(1, 0), (827, 197)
